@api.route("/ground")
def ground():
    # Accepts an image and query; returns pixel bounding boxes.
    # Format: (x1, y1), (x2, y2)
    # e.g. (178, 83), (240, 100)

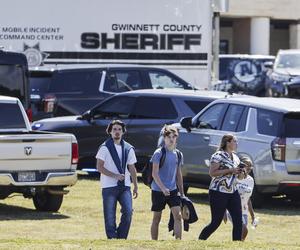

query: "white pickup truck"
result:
(0, 95), (78, 212)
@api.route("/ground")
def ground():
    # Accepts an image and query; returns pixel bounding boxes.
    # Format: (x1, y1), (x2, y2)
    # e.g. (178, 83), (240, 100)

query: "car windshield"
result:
(275, 54), (300, 69)
(0, 65), (25, 101)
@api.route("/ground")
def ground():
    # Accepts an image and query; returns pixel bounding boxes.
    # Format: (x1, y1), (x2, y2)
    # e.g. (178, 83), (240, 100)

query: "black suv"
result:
(29, 64), (195, 120)
(32, 89), (228, 171)
(0, 50), (31, 120)
(215, 54), (275, 96)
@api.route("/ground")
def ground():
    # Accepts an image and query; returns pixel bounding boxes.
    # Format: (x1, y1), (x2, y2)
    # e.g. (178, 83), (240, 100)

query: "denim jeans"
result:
(102, 186), (132, 239)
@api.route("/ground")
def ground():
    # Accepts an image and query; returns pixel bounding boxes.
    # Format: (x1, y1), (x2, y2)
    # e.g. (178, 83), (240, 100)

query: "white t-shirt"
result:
(95, 143), (137, 188)
(236, 175), (254, 215)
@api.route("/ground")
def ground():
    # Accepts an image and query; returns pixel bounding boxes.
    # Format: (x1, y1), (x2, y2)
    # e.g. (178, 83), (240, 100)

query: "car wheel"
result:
(33, 190), (64, 212)
(251, 185), (265, 208)
(183, 185), (189, 195)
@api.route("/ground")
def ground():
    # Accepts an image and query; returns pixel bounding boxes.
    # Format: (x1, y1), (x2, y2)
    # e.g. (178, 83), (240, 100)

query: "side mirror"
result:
(264, 61), (274, 70)
(199, 121), (213, 129)
(80, 110), (92, 121)
(180, 116), (192, 132)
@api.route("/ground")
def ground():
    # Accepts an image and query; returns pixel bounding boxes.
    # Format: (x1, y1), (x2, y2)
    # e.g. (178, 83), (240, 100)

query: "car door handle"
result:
(203, 136), (210, 141)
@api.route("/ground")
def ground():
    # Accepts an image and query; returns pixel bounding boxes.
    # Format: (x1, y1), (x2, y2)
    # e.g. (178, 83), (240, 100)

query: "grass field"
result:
(0, 174), (300, 249)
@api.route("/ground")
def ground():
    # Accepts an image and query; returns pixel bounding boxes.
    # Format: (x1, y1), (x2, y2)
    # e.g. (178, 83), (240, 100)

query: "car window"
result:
(257, 108), (281, 136)
(50, 70), (102, 94)
(131, 97), (177, 119)
(0, 65), (25, 102)
(148, 71), (185, 89)
(195, 103), (226, 129)
(104, 71), (135, 93)
(184, 100), (211, 114)
(221, 104), (245, 132)
(275, 54), (300, 69)
(0, 103), (26, 129)
(92, 96), (136, 119)
(236, 107), (248, 132)
(29, 76), (52, 97)
(115, 71), (142, 90)
(283, 113), (300, 138)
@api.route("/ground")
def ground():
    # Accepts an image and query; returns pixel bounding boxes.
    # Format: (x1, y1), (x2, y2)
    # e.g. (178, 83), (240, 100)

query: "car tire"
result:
(183, 185), (189, 195)
(33, 190), (64, 212)
(251, 185), (265, 208)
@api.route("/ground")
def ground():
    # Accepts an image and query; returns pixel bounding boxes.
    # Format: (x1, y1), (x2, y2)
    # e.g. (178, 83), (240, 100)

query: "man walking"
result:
(96, 120), (138, 239)
(151, 125), (184, 240)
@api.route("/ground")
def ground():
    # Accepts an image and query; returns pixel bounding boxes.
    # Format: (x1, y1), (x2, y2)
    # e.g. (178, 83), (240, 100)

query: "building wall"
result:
(220, 27), (233, 53)
(220, 0), (300, 54)
(223, 0), (300, 20)
(270, 24), (290, 55)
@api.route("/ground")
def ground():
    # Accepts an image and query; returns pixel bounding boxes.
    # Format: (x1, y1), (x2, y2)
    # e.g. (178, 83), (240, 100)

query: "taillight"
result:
(26, 108), (33, 122)
(271, 137), (286, 161)
(72, 143), (79, 165)
(43, 94), (56, 113)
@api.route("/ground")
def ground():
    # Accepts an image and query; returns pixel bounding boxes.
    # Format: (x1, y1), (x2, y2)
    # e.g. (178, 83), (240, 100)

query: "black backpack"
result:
(142, 147), (182, 187)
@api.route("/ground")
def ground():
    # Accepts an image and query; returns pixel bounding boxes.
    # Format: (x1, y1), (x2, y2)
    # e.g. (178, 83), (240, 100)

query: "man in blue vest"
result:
(96, 120), (138, 239)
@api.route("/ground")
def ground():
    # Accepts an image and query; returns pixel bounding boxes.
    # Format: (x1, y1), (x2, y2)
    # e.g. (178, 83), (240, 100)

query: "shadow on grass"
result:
(186, 189), (300, 215)
(186, 192), (210, 205)
(256, 196), (300, 216)
(77, 171), (99, 180)
(0, 203), (69, 220)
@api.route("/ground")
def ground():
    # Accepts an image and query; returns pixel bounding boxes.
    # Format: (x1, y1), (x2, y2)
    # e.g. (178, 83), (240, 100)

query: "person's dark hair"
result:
(106, 120), (126, 135)
(162, 124), (179, 137)
(218, 134), (235, 151)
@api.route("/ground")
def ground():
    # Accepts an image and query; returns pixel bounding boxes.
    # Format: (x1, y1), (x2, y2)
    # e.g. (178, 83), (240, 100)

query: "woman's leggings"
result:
(199, 189), (242, 241)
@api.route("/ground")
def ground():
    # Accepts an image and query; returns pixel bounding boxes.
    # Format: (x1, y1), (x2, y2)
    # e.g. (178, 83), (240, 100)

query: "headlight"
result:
(271, 72), (290, 82)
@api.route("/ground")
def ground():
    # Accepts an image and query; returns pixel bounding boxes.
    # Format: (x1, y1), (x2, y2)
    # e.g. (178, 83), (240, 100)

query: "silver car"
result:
(176, 96), (300, 207)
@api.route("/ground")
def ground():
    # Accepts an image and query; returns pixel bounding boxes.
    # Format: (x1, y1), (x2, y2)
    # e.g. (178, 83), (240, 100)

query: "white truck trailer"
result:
(0, 0), (214, 89)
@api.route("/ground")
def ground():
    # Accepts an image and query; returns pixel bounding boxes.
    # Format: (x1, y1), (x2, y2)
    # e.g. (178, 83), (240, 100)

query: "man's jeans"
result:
(102, 186), (132, 239)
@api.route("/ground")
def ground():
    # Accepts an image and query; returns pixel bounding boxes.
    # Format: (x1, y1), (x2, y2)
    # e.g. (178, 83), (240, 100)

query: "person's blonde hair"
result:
(162, 124), (179, 138)
(240, 156), (253, 168)
(218, 134), (235, 151)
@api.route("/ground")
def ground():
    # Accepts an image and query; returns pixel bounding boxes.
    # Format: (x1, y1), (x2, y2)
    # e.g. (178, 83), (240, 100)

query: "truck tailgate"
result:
(0, 134), (73, 172)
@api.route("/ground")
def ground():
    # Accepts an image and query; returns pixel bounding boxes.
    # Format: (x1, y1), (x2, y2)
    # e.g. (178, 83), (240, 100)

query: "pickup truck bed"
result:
(0, 95), (78, 212)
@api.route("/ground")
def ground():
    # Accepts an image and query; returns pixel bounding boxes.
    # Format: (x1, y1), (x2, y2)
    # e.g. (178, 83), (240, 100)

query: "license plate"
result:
(18, 172), (36, 182)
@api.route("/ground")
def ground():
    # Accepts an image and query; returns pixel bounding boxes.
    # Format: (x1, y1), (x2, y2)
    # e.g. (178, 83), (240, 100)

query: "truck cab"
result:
(0, 49), (31, 120)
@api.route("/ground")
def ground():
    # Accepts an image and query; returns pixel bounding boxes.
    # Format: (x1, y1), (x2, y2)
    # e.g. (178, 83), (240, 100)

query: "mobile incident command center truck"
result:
(0, 0), (218, 89)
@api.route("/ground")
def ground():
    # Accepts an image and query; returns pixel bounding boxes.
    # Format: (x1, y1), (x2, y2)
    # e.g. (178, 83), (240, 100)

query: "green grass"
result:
(0, 174), (300, 249)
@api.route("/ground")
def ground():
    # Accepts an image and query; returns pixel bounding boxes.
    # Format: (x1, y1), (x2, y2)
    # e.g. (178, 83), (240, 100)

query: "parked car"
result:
(29, 64), (196, 120)
(174, 96), (300, 207)
(0, 49), (31, 120)
(0, 95), (78, 212)
(265, 49), (300, 97)
(32, 89), (229, 171)
(214, 54), (275, 96)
